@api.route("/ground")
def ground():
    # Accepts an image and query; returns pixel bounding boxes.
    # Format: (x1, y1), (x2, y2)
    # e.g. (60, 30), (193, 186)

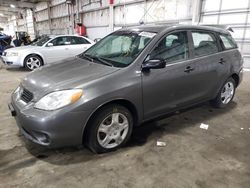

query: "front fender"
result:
(20, 51), (45, 65)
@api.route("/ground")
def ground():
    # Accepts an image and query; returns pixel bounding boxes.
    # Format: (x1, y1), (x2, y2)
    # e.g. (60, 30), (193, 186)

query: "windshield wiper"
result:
(92, 56), (113, 67)
(79, 53), (94, 61)
(79, 53), (113, 67)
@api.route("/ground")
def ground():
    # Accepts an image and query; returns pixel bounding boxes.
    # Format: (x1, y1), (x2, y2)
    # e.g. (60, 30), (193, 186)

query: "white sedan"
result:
(1, 35), (94, 71)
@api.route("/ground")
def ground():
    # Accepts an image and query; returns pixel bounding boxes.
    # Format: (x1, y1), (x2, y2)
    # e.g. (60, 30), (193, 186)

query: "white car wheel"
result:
(24, 55), (43, 71)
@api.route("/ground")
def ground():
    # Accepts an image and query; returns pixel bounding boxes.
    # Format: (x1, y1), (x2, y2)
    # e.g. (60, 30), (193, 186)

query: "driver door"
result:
(43, 36), (71, 63)
(142, 31), (194, 119)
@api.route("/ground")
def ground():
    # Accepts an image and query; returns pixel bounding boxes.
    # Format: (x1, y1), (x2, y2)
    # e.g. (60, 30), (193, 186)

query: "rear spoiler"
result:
(200, 24), (234, 32)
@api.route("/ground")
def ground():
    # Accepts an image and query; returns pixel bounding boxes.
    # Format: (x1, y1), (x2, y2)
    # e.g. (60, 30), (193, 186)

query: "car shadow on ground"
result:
(0, 101), (237, 174)
(15, 101), (237, 167)
(0, 62), (27, 72)
(127, 101), (237, 146)
(5, 67), (28, 72)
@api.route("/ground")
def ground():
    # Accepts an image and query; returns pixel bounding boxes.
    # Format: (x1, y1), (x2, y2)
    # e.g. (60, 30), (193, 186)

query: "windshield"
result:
(31, 36), (51, 46)
(83, 31), (156, 67)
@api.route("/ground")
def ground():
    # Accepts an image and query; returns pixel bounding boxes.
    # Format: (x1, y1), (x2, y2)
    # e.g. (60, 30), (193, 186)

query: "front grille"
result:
(20, 88), (33, 103)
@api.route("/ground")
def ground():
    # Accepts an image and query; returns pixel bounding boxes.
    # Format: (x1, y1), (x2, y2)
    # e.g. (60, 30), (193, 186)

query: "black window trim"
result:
(142, 28), (236, 67)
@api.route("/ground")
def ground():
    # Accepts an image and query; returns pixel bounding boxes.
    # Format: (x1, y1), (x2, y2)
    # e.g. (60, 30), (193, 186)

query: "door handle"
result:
(65, 48), (69, 50)
(184, 66), (194, 73)
(218, 58), (225, 64)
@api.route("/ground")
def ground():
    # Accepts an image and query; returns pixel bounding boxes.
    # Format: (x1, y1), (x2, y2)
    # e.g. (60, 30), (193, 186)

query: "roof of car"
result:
(118, 24), (231, 35)
(47, 34), (88, 38)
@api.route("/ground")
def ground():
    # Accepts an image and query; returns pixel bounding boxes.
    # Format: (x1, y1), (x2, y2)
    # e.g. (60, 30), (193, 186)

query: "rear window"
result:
(219, 34), (237, 50)
(191, 31), (219, 57)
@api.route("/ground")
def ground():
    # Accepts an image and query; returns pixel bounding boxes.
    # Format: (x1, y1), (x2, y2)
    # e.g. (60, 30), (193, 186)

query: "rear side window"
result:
(191, 32), (219, 57)
(219, 34), (237, 50)
(49, 36), (70, 46)
(70, 36), (90, 45)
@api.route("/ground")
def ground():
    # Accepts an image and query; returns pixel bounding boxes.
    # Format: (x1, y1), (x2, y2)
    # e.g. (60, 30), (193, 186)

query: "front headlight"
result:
(13, 86), (21, 98)
(34, 89), (83, 111)
(7, 52), (19, 56)
(14, 86), (20, 93)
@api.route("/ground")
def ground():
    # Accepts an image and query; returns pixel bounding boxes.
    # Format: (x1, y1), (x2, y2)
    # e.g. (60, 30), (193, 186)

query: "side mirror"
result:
(142, 59), (166, 71)
(47, 43), (53, 47)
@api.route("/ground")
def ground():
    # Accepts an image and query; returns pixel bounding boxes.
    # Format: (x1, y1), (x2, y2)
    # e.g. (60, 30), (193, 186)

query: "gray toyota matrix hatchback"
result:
(9, 25), (243, 153)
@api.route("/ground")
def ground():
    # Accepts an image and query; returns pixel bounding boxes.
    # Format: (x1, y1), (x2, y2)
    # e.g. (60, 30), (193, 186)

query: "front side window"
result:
(219, 34), (237, 50)
(83, 31), (155, 67)
(49, 36), (70, 46)
(150, 31), (189, 62)
(192, 31), (218, 57)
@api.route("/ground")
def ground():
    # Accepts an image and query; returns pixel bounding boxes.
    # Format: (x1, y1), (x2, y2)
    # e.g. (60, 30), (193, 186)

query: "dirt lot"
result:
(0, 65), (250, 188)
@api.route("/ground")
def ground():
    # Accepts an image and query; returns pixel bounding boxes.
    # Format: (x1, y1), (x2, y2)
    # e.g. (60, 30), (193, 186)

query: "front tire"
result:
(211, 77), (236, 108)
(85, 105), (133, 153)
(24, 55), (43, 71)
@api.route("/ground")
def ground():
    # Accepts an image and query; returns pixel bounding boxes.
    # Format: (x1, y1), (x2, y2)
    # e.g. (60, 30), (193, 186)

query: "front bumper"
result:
(9, 97), (92, 148)
(2, 55), (23, 67)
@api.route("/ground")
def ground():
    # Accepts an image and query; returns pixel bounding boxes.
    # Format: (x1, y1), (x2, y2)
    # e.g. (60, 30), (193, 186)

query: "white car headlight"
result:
(7, 52), (19, 56)
(34, 89), (83, 111)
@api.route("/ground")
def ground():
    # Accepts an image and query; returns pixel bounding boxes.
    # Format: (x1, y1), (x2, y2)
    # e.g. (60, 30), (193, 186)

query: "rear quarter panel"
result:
(213, 48), (243, 97)
(222, 48), (243, 77)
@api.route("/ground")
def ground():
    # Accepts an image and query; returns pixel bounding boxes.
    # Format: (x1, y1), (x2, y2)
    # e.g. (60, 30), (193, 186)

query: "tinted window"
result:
(70, 36), (90, 45)
(192, 32), (218, 57)
(150, 31), (189, 62)
(49, 36), (70, 46)
(219, 34), (237, 50)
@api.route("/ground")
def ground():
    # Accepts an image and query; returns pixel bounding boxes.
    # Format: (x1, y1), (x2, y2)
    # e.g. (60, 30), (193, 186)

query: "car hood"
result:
(21, 57), (120, 100)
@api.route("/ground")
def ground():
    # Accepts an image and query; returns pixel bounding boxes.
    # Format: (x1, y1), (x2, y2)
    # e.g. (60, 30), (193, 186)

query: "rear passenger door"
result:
(69, 36), (92, 56)
(187, 30), (227, 101)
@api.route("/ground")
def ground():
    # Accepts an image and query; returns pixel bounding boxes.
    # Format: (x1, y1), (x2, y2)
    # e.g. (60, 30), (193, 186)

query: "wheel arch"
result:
(82, 99), (139, 143)
(23, 53), (44, 66)
(231, 73), (239, 87)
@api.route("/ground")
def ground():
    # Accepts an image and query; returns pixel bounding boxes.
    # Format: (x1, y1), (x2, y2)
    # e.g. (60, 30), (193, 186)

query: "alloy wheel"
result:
(221, 81), (235, 104)
(26, 57), (41, 70)
(97, 112), (129, 149)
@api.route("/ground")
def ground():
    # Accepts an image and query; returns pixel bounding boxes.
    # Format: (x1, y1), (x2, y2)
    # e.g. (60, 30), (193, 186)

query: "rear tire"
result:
(24, 55), (43, 71)
(85, 105), (133, 154)
(211, 77), (236, 108)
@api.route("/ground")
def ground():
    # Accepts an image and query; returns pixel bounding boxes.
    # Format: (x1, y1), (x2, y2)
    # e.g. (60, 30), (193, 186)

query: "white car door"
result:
(43, 36), (71, 64)
(68, 36), (93, 56)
